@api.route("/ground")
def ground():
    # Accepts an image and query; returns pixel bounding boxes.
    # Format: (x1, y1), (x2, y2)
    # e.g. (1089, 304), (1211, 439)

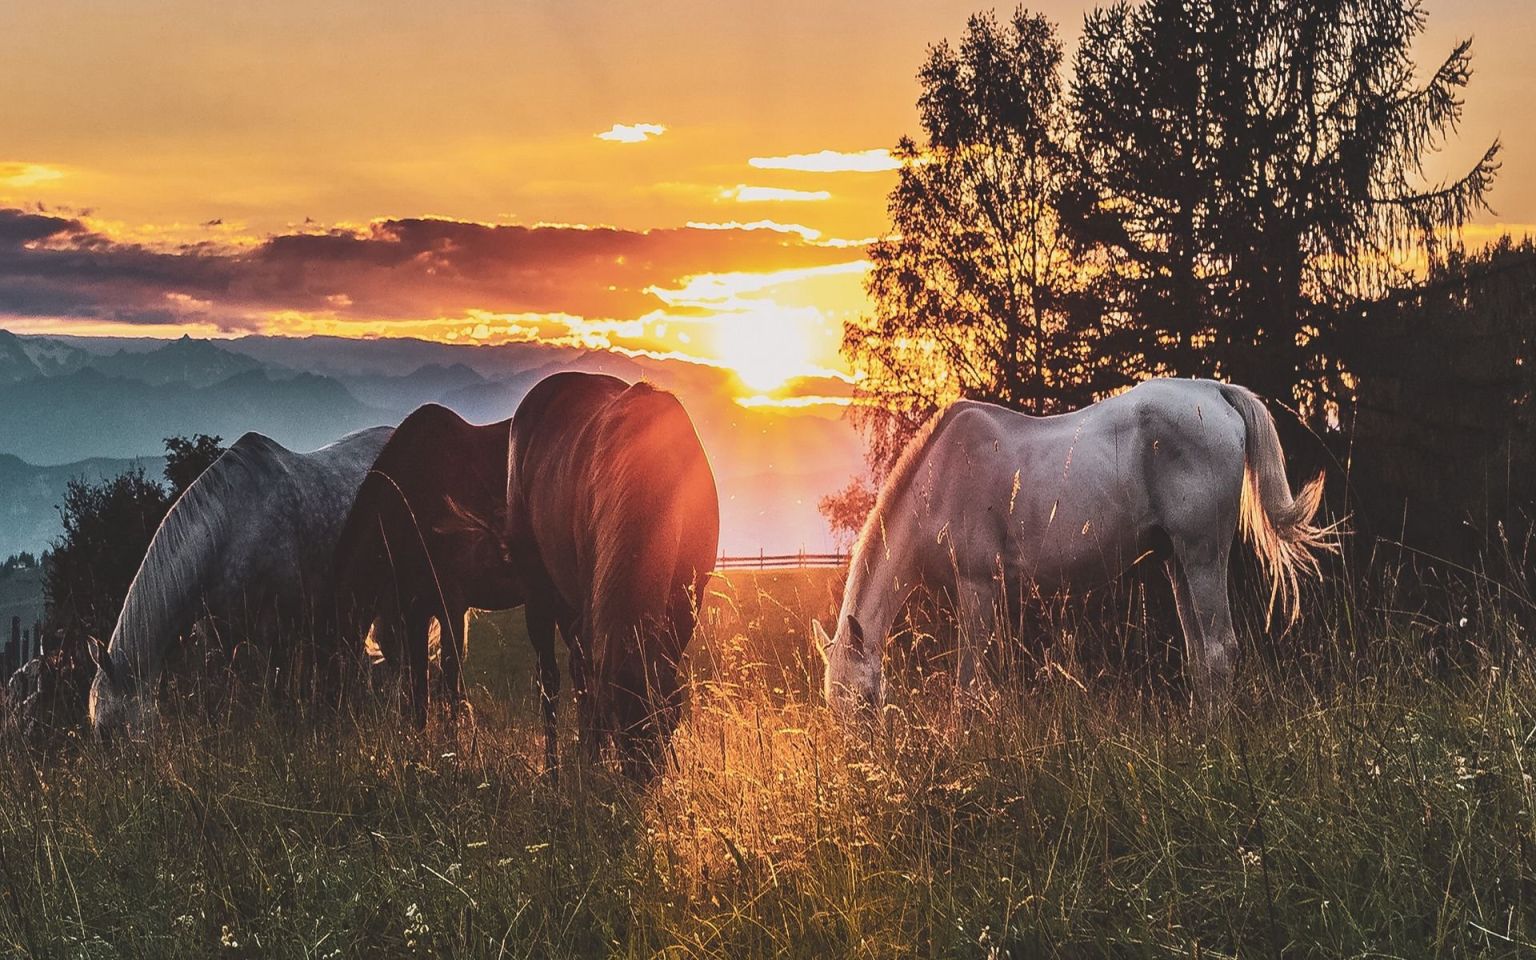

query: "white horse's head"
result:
(815, 615), (883, 716)
(87, 636), (156, 739)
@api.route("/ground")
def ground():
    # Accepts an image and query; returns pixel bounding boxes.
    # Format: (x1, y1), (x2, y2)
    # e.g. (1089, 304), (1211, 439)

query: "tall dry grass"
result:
(1, 563), (1534, 957)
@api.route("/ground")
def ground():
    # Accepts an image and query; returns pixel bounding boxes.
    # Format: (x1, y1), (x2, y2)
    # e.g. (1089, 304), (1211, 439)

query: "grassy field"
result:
(2, 566), (1535, 957)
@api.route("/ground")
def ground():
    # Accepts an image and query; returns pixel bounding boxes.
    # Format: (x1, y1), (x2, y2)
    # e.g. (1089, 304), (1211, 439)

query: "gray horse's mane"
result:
(850, 402), (973, 561)
(108, 432), (287, 677)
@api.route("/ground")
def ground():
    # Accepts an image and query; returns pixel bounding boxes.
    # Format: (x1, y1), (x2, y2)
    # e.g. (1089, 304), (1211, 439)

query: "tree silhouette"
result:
(1344, 234), (1536, 558)
(818, 478), (877, 553)
(1069, 0), (1500, 426)
(43, 468), (169, 642)
(164, 433), (225, 499)
(846, 8), (1120, 472)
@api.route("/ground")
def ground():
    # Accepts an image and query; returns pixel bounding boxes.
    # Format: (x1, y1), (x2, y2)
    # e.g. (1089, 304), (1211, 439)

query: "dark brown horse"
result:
(507, 372), (719, 777)
(334, 403), (522, 725)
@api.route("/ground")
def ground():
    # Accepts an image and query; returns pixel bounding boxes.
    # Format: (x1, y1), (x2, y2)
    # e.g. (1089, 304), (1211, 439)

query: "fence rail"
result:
(716, 550), (847, 570)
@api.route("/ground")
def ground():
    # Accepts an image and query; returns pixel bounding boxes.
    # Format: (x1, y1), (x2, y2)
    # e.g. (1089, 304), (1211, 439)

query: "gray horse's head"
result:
(816, 615), (883, 716)
(87, 636), (156, 738)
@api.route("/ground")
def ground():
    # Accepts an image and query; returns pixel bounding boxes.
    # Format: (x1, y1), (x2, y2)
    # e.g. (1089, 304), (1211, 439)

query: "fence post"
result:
(8, 616), (18, 675)
(34, 621), (44, 657)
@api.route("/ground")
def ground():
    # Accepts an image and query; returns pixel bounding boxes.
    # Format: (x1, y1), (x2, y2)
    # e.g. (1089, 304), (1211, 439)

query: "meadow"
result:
(1, 565), (1534, 958)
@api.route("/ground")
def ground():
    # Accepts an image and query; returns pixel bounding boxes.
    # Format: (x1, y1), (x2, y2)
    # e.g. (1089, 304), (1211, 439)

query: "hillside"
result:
(0, 452), (167, 559)
(0, 330), (865, 555)
(0, 368), (393, 463)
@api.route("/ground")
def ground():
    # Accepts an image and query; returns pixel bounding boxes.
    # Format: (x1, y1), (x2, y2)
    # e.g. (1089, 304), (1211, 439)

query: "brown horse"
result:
(507, 372), (719, 777)
(334, 403), (522, 725)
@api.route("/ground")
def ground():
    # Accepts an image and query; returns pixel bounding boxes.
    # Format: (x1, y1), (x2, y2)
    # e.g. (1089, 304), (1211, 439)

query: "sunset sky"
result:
(0, 0), (1530, 399)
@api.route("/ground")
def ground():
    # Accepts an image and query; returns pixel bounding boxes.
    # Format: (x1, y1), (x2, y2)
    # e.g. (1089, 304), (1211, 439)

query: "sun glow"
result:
(711, 311), (823, 392)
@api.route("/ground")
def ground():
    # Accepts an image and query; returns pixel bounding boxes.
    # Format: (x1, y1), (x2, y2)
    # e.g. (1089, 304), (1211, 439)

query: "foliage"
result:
(847, 9), (1119, 472)
(1344, 234), (1536, 558)
(846, 0), (1500, 472)
(163, 433), (225, 499)
(1, 552), (37, 574)
(2, 568), (1535, 956)
(817, 477), (877, 552)
(1068, 0), (1500, 425)
(42, 467), (170, 642)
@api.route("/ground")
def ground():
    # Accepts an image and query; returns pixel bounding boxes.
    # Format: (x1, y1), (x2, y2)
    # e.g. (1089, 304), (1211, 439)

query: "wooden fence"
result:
(715, 550), (847, 570)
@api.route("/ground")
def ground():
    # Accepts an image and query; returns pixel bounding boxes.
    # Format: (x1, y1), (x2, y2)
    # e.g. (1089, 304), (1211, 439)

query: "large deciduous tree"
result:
(1069, 0), (1500, 426)
(845, 9), (1119, 473)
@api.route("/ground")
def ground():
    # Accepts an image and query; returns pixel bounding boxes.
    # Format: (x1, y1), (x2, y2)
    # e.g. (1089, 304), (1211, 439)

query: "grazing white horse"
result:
(88, 426), (392, 736)
(817, 378), (1334, 712)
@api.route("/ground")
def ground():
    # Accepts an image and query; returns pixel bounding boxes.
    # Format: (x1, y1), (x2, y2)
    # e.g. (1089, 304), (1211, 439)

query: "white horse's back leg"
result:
(1165, 541), (1237, 703)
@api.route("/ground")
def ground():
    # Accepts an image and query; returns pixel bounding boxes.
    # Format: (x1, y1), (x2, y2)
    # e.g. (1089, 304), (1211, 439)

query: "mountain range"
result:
(0, 330), (864, 558)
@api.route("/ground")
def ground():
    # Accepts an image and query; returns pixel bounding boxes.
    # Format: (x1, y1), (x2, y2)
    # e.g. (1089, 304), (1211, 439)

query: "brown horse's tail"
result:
(1217, 382), (1338, 623)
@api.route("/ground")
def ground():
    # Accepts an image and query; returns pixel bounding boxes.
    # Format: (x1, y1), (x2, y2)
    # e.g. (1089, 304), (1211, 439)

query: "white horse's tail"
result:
(1217, 383), (1337, 623)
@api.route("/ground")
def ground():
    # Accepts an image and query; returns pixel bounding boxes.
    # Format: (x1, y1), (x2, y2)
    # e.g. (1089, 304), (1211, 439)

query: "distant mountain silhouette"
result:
(224, 334), (573, 380)
(0, 329), (92, 383)
(0, 329), (865, 555)
(339, 362), (487, 414)
(86, 334), (278, 387)
(0, 368), (392, 463)
(0, 451), (166, 559)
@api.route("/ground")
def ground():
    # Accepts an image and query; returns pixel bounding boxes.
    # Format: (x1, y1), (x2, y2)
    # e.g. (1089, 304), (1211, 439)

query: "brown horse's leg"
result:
(526, 601), (560, 775)
(565, 620), (600, 763)
(438, 606), (467, 719)
(405, 608), (431, 730)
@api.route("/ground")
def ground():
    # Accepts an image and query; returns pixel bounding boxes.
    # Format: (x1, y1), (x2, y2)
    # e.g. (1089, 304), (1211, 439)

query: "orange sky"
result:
(0, 0), (1529, 396)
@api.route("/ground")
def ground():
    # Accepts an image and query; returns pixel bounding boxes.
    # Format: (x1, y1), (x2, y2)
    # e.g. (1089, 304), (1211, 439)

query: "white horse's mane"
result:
(851, 402), (973, 561)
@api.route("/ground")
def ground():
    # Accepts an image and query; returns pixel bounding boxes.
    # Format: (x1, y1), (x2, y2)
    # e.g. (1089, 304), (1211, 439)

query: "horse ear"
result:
(811, 620), (831, 666)
(87, 635), (115, 685)
(846, 615), (865, 656)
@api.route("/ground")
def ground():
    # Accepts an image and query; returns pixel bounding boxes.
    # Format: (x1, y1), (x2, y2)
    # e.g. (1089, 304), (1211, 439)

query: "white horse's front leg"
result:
(953, 574), (999, 699)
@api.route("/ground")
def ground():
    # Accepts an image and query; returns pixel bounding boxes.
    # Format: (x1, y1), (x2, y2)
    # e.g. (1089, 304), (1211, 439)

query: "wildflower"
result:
(220, 925), (239, 949)
(404, 902), (430, 949)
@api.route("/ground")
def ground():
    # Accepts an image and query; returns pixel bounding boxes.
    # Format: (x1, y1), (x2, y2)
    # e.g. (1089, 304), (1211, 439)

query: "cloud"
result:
(0, 209), (859, 332)
(0, 163), (66, 189)
(722, 185), (831, 203)
(647, 260), (869, 310)
(685, 219), (822, 242)
(595, 122), (667, 143)
(736, 393), (853, 409)
(747, 149), (899, 173)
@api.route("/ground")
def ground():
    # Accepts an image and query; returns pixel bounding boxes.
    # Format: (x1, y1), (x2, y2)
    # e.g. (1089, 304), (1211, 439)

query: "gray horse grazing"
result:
(89, 426), (392, 736)
(818, 379), (1336, 714)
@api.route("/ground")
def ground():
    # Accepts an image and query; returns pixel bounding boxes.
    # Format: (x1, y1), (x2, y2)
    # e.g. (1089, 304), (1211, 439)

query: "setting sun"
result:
(710, 310), (823, 392)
